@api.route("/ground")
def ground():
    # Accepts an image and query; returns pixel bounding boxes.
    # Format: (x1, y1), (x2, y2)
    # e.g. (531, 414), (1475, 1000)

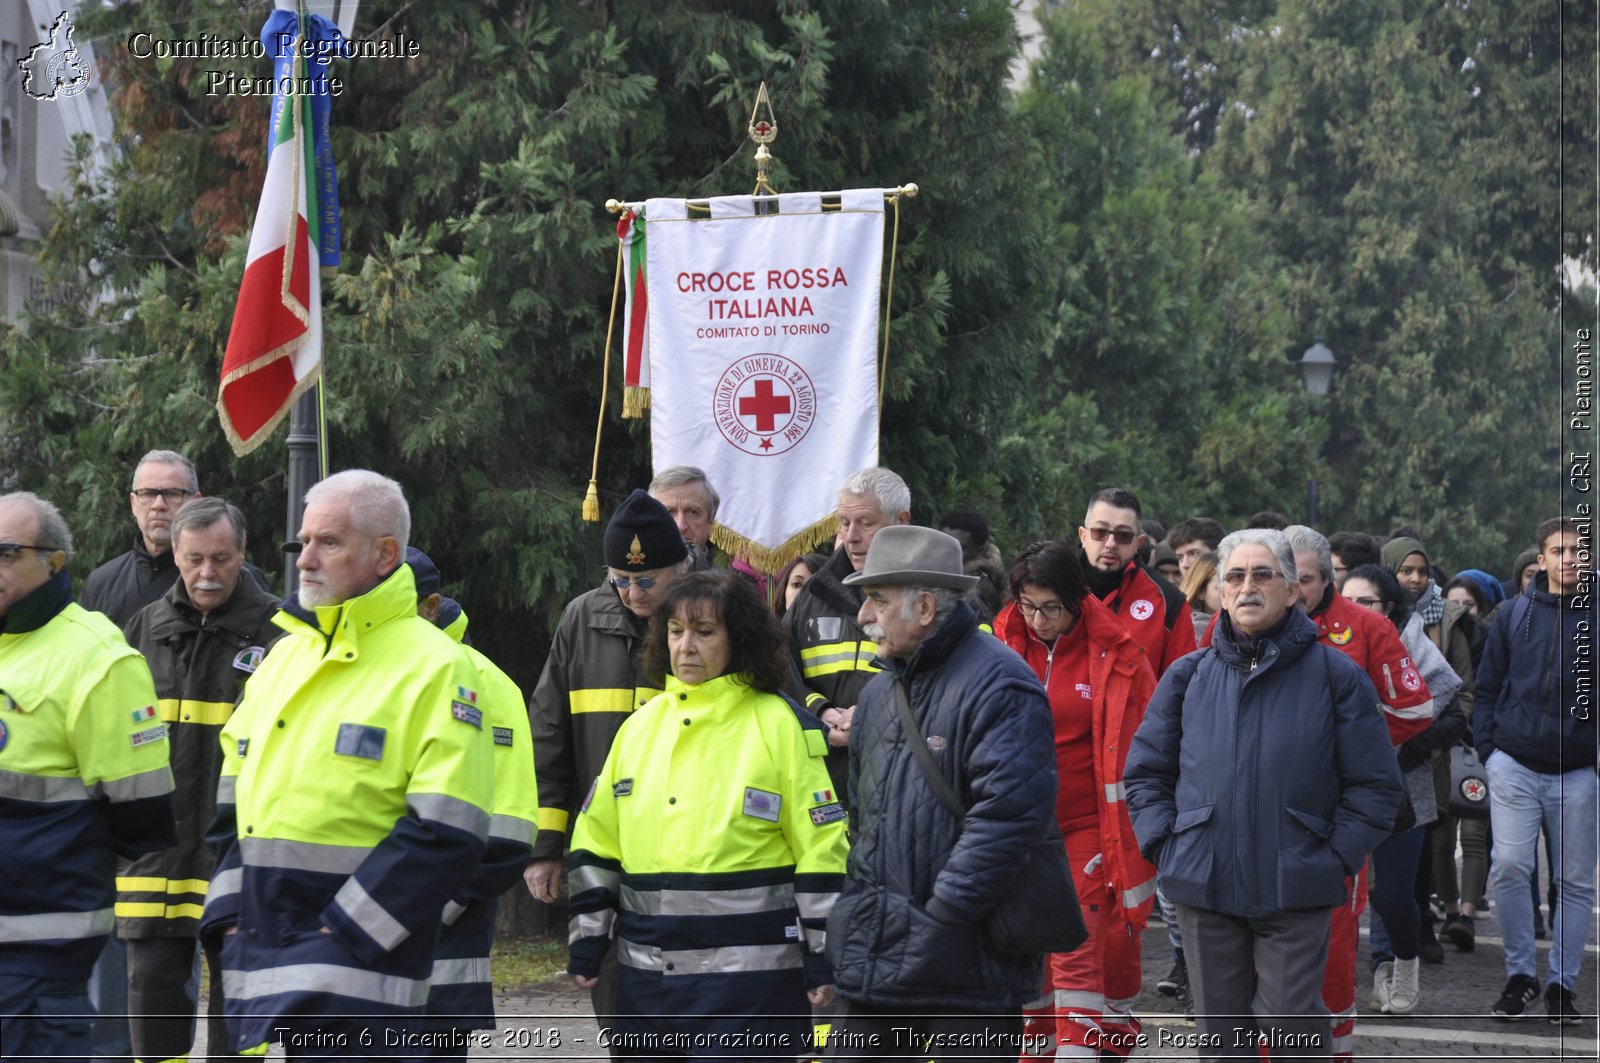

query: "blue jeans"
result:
(1485, 750), (1598, 991)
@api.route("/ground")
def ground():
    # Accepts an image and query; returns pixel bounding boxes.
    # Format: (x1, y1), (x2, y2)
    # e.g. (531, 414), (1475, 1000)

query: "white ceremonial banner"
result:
(645, 189), (884, 568)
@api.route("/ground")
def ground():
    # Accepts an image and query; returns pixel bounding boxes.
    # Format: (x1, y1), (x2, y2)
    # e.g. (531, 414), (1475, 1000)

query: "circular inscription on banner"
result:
(713, 354), (817, 457)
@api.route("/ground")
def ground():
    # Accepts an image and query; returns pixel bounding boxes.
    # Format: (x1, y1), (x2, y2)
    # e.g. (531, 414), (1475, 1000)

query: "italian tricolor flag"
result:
(217, 34), (322, 457)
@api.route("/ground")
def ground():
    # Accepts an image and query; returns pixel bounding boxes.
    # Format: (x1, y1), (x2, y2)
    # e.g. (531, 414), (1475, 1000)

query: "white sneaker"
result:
(1386, 956), (1420, 1014)
(1372, 961), (1394, 1011)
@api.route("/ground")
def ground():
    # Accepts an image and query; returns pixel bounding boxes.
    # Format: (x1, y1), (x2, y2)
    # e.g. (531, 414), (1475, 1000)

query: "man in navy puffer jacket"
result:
(824, 526), (1057, 1061)
(1125, 529), (1401, 1061)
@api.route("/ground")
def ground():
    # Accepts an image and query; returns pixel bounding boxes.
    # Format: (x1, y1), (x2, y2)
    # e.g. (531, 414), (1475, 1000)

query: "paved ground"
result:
(201, 899), (1597, 1060)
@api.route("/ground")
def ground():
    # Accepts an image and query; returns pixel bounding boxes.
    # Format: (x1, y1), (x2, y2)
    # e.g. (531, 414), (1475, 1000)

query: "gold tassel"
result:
(582, 479), (601, 523)
(622, 386), (652, 419)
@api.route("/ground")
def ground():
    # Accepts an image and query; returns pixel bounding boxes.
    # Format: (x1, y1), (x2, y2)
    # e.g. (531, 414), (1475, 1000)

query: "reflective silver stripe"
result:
(0, 907), (114, 943)
(1121, 876), (1158, 909)
(1054, 988), (1105, 1010)
(222, 963), (428, 1008)
(208, 867), (243, 901)
(216, 775), (236, 804)
(802, 649), (861, 669)
(568, 909), (615, 946)
(239, 837), (368, 875)
(100, 765), (175, 803)
(0, 768), (90, 803)
(408, 793), (490, 839)
(1103, 781), (1126, 803)
(801, 924), (826, 954)
(617, 939), (803, 975)
(431, 956), (491, 986)
(621, 881), (793, 918)
(441, 900), (467, 926)
(332, 878), (410, 951)
(567, 864), (619, 896)
(488, 814), (535, 846)
(794, 891), (836, 923)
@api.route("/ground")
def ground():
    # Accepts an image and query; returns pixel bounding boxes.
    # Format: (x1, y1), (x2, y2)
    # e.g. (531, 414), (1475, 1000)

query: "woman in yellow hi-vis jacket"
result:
(567, 570), (848, 1060)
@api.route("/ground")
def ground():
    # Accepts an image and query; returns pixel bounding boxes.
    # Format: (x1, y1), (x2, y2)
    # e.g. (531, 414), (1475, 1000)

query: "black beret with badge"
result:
(604, 488), (688, 572)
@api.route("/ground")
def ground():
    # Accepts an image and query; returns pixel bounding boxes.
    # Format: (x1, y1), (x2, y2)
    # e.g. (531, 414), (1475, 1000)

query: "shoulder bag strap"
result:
(893, 676), (966, 820)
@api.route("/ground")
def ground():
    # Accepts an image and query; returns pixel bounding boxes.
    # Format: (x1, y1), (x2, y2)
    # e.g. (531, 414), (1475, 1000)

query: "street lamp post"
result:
(1296, 338), (1337, 525)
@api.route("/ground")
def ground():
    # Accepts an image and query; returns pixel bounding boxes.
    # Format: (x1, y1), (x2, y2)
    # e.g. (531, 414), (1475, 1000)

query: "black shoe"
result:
(1442, 913), (1476, 951)
(1547, 984), (1583, 1025)
(1418, 935), (1445, 964)
(1492, 974), (1542, 1019)
(1158, 955), (1187, 997)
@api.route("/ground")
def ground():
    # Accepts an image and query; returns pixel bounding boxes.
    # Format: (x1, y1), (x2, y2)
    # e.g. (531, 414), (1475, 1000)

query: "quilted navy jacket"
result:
(825, 603), (1057, 1009)
(1124, 609), (1403, 917)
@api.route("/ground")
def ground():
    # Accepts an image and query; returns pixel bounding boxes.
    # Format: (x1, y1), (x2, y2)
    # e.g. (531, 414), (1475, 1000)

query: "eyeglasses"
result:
(1220, 567), (1283, 587)
(0, 543), (50, 565)
(1349, 596), (1383, 609)
(1086, 526), (1137, 546)
(609, 576), (659, 590)
(1016, 599), (1067, 621)
(132, 488), (193, 505)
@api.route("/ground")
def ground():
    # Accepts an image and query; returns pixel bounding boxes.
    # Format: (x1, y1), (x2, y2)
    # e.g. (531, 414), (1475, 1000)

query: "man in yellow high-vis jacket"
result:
(199, 471), (493, 1057)
(0, 492), (176, 1063)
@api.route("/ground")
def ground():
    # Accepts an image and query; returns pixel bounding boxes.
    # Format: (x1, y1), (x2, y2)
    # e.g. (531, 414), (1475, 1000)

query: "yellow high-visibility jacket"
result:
(199, 564), (493, 1051)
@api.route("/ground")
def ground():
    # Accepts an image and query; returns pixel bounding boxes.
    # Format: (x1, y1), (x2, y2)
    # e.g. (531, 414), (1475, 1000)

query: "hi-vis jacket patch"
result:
(130, 724), (167, 748)
(806, 616), (843, 642)
(0, 717), (9, 753)
(743, 787), (781, 822)
(131, 705), (156, 723)
(335, 723), (386, 760)
(451, 700), (483, 729)
(809, 801), (847, 826)
(613, 778), (634, 798)
(237, 738), (249, 757)
(492, 726), (514, 747)
(232, 646), (266, 673)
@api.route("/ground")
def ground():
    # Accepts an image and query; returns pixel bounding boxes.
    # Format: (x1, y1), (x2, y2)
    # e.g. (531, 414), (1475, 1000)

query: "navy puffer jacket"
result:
(825, 603), (1057, 1010)
(1124, 609), (1403, 917)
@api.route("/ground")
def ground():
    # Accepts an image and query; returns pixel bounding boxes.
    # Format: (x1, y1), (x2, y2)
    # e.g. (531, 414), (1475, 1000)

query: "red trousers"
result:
(1021, 830), (1143, 1060)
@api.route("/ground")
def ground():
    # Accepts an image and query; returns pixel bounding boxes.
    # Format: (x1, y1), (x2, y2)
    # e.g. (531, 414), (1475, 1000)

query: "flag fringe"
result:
(621, 386), (651, 419)
(217, 363), (322, 457)
(711, 513), (838, 574)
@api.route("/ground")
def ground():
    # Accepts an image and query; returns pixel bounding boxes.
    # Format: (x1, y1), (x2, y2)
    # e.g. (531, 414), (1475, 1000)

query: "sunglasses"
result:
(609, 576), (660, 590)
(1220, 567), (1283, 587)
(1085, 526), (1137, 546)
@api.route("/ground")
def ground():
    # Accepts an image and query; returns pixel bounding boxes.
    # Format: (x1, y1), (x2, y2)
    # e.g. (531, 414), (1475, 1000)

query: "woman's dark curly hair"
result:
(643, 570), (791, 692)
(1007, 539), (1088, 612)
(1346, 563), (1414, 632)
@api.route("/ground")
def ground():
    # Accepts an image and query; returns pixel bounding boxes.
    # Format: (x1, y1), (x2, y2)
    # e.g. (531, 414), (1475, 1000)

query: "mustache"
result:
(864, 624), (886, 640)
(1234, 595), (1265, 608)
(193, 580), (224, 591)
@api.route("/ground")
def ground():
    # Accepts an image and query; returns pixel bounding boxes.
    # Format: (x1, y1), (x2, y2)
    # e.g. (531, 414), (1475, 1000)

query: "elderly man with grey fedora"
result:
(823, 526), (1058, 1060)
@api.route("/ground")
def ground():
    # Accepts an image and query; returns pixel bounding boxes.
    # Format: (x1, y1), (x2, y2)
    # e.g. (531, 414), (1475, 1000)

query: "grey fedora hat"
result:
(842, 525), (979, 592)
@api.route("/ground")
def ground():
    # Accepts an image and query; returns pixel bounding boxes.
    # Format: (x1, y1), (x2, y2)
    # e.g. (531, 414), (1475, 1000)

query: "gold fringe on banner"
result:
(621, 386), (651, 419)
(712, 513), (839, 575)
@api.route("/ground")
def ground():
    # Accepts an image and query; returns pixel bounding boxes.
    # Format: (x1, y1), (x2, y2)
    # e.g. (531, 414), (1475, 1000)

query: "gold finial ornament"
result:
(748, 81), (778, 196)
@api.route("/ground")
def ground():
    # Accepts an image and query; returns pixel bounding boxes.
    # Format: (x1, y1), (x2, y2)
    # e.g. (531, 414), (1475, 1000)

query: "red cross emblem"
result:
(713, 356), (817, 457)
(751, 120), (775, 139)
(738, 378), (792, 433)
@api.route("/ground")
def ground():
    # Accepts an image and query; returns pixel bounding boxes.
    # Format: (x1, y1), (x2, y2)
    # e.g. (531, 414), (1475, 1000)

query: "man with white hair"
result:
(1125, 529), (1402, 1062)
(824, 525), (1058, 1058)
(649, 465), (720, 570)
(0, 491), (176, 1062)
(120, 497), (282, 1063)
(199, 470), (493, 1053)
(784, 466), (912, 785)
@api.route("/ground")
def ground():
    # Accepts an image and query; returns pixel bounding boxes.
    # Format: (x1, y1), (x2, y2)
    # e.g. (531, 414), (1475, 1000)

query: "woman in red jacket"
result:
(995, 540), (1161, 1061)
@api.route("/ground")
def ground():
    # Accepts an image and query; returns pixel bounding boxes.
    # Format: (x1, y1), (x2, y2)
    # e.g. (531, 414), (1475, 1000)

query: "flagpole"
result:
(283, 385), (320, 590)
